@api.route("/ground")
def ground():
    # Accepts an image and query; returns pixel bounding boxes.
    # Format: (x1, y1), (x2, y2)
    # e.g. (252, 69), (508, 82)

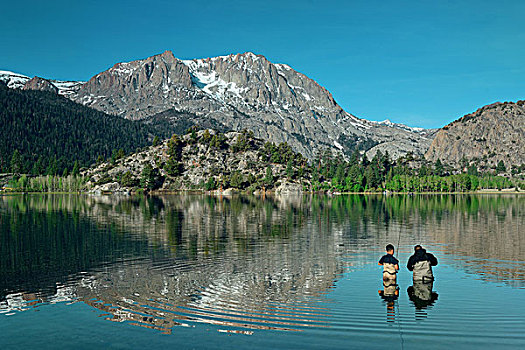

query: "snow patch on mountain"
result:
(51, 80), (85, 96)
(182, 59), (247, 101)
(112, 62), (136, 76)
(373, 119), (425, 133)
(0, 70), (30, 89)
(0, 70), (84, 95)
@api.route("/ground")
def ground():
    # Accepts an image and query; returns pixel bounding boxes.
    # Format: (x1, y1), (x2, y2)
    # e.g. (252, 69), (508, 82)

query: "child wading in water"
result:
(378, 244), (399, 280)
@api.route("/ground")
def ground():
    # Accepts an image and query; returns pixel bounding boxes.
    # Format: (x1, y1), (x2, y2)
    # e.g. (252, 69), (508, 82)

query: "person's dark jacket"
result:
(407, 248), (438, 281)
(407, 248), (438, 271)
(379, 254), (399, 266)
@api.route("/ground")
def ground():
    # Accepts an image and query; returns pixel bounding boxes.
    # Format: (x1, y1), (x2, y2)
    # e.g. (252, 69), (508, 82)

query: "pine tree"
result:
(467, 164), (478, 176)
(152, 136), (160, 147)
(265, 165), (274, 187)
(72, 161), (80, 177)
(117, 148), (126, 159)
(434, 159), (444, 176)
(202, 130), (211, 143)
(205, 177), (217, 190)
(120, 171), (135, 187)
(140, 164), (161, 190)
(349, 149), (360, 166)
(167, 134), (183, 161)
(46, 155), (58, 175)
(230, 171), (244, 189)
(286, 160), (294, 179)
(10, 150), (22, 174)
(165, 157), (183, 176)
(361, 153), (369, 167)
(496, 160), (506, 174)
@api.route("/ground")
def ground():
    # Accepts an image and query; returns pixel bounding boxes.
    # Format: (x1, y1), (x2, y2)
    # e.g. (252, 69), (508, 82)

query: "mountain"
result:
(372, 119), (436, 135)
(0, 82), (164, 174)
(64, 51), (434, 159)
(0, 70), (83, 96)
(22, 76), (58, 93)
(425, 101), (525, 170)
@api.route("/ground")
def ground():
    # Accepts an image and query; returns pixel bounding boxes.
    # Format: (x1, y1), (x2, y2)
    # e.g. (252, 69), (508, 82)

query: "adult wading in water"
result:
(407, 245), (438, 282)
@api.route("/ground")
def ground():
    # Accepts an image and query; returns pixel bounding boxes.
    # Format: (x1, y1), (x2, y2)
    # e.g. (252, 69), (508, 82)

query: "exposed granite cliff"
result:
(425, 101), (525, 170)
(22, 76), (58, 93)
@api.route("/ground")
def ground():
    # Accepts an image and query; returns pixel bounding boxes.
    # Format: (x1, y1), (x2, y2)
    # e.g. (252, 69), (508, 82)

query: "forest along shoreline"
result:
(2, 128), (524, 195)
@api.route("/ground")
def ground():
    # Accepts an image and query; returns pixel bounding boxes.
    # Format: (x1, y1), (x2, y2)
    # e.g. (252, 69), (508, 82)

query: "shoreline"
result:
(1, 189), (523, 196)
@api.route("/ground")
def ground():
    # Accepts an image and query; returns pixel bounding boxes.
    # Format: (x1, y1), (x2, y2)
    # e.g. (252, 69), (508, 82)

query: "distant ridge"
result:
(426, 101), (525, 170)
(0, 70), (84, 96)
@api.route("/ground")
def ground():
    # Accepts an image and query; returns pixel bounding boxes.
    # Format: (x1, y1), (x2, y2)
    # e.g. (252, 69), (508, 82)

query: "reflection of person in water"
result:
(407, 281), (438, 319)
(378, 280), (399, 323)
(406, 245), (438, 282)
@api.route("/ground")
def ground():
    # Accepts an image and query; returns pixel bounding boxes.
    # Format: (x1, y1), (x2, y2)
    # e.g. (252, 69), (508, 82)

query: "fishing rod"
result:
(396, 229), (405, 350)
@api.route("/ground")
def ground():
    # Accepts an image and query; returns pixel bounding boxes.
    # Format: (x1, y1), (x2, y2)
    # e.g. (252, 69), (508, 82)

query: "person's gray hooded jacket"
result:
(407, 248), (438, 281)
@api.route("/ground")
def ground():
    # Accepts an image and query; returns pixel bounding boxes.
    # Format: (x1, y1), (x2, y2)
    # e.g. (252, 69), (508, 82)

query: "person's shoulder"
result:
(427, 252), (438, 264)
(381, 254), (398, 264)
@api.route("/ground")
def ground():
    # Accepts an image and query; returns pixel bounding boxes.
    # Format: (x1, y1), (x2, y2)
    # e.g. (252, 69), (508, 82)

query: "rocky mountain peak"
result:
(36, 50), (435, 159)
(22, 76), (58, 93)
(181, 51), (343, 120)
(72, 50), (194, 118)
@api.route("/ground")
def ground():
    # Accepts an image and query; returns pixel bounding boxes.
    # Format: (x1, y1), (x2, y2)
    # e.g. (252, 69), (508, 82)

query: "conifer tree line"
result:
(308, 148), (522, 192)
(6, 174), (88, 193)
(133, 128), (523, 193)
(0, 82), (164, 175)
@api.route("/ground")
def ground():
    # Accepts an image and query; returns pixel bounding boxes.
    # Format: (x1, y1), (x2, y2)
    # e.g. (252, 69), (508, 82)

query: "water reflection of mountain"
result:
(0, 194), (523, 331)
(0, 195), (344, 331)
(421, 196), (524, 287)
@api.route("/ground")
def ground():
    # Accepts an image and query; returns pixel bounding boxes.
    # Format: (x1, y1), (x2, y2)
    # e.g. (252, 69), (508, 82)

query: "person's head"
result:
(386, 244), (395, 255)
(414, 245), (422, 251)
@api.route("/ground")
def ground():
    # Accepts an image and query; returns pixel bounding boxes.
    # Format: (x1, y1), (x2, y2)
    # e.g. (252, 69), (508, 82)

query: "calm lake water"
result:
(0, 194), (523, 349)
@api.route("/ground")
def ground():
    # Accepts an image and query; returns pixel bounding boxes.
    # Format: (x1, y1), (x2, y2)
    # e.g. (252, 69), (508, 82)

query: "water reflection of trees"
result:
(0, 196), (150, 300)
(2, 194), (522, 284)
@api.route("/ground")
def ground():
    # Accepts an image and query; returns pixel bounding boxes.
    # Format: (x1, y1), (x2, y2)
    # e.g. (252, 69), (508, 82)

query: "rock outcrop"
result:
(22, 76), (58, 93)
(425, 101), (525, 170)
(84, 130), (307, 194)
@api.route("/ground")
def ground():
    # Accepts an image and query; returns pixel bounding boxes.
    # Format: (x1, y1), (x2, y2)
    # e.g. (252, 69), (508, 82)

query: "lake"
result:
(0, 194), (524, 349)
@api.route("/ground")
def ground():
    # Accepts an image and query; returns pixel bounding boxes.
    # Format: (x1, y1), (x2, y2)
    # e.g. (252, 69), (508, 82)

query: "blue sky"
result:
(1, 0), (524, 128)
